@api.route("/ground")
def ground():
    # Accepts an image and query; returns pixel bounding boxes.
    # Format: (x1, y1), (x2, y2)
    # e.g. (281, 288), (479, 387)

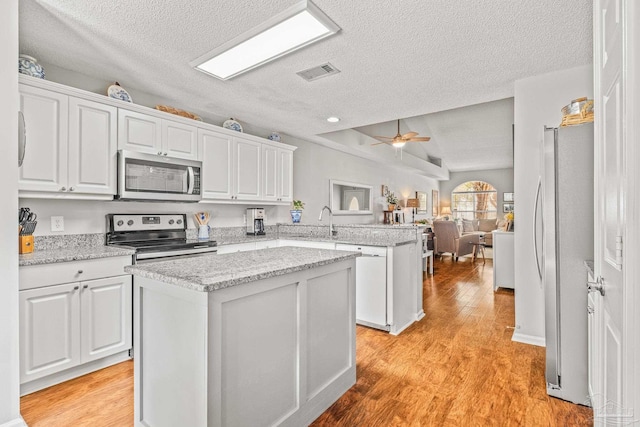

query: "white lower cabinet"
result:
(19, 257), (133, 394)
(80, 276), (133, 363)
(20, 282), (81, 383)
(492, 230), (515, 290)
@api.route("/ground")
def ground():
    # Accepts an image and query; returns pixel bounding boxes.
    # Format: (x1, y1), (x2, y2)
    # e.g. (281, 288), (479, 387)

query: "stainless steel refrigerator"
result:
(533, 123), (594, 404)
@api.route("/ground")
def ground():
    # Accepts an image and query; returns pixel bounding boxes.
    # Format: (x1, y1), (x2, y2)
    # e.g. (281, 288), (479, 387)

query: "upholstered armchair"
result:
(432, 220), (479, 261)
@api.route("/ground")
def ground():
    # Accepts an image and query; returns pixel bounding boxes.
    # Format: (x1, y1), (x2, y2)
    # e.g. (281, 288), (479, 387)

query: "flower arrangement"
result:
(504, 212), (514, 222)
(292, 200), (305, 210)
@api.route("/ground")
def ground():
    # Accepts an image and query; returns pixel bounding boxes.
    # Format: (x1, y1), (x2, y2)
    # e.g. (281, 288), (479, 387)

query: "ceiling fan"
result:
(372, 119), (431, 148)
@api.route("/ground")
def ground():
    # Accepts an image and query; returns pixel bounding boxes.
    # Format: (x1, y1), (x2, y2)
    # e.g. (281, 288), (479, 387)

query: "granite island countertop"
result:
(125, 246), (360, 292)
(19, 245), (136, 267)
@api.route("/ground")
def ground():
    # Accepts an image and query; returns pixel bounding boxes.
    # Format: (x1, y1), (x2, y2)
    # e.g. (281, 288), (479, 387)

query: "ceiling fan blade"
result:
(407, 137), (431, 141)
(402, 131), (418, 139)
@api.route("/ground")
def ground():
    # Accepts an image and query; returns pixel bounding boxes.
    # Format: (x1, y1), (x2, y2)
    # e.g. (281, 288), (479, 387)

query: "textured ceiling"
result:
(19, 1), (592, 175)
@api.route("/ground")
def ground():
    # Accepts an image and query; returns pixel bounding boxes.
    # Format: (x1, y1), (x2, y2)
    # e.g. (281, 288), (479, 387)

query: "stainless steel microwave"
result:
(116, 150), (202, 202)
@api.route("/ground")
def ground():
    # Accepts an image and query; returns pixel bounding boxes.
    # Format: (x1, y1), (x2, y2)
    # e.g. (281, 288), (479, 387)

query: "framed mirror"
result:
(330, 180), (373, 215)
(416, 191), (427, 213)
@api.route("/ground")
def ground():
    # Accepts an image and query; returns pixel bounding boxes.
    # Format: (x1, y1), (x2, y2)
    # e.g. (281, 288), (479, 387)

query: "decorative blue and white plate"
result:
(107, 82), (132, 103)
(223, 118), (243, 132)
(18, 55), (45, 79)
(268, 132), (281, 142)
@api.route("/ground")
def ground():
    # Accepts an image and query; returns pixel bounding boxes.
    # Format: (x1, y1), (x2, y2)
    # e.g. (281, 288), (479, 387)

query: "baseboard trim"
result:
(415, 310), (425, 321)
(511, 332), (546, 347)
(0, 416), (27, 427)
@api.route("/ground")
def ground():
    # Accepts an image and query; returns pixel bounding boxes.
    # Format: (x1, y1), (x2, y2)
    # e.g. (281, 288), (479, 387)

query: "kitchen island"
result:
(126, 246), (358, 427)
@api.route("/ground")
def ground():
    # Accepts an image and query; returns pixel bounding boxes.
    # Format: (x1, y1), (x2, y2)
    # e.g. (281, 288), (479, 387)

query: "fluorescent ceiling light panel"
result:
(192, 0), (340, 80)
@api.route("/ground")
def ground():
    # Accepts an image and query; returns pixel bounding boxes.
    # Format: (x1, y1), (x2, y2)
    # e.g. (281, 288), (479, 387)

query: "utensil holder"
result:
(19, 235), (34, 254)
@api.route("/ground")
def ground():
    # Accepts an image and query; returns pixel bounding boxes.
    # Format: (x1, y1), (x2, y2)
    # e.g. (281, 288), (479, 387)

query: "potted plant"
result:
(385, 191), (399, 211)
(291, 200), (305, 223)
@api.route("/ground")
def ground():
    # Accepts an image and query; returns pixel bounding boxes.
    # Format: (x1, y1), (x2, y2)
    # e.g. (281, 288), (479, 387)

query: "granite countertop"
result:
(125, 246), (360, 292)
(19, 245), (136, 267)
(215, 234), (416, 247)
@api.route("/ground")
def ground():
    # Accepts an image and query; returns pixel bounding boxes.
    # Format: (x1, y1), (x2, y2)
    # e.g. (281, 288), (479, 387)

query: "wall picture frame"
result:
(416, 191), (427, 213)
(503, 203), (514, 213)
(503, 192), (514, 202)
(432, 190), (439, 216)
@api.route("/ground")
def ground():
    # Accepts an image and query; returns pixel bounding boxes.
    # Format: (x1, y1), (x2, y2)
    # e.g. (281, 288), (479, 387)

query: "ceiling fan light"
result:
(392, 141), (406, 148)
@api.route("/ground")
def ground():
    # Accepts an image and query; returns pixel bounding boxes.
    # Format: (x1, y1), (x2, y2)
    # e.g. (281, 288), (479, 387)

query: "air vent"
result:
(296, 62), (341, 82)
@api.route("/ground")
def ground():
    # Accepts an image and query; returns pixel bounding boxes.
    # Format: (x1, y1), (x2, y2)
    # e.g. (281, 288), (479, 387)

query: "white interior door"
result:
(594, 0), (627, 423)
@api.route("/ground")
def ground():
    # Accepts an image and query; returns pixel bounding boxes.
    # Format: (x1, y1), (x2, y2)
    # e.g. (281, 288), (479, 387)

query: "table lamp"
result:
(406, 198), (420, 223)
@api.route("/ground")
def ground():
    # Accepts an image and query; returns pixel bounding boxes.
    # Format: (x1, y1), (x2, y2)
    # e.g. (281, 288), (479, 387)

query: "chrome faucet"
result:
(318, 205), (336, 237)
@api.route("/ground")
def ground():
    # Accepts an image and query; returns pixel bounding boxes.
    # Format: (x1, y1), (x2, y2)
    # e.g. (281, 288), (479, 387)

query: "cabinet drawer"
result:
(335, 244), (387, 257)
(20, 256), (132, 291)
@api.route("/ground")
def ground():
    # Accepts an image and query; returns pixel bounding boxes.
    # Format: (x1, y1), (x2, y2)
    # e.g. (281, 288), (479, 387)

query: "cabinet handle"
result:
(60, 186), (66, 191)
(68, 187), (74, 192)
(73, 285), (79, 290)
(83, 284), (88, 289)
(78, 270), (83, 274)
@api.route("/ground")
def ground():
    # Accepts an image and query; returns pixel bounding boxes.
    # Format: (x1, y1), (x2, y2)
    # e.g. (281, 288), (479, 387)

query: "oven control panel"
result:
(109, 214), (186, 232)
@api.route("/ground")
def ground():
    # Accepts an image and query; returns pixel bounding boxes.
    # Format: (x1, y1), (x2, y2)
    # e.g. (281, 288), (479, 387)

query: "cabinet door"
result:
(234, 137), (261, 200)
(68, 97), (117, 194)
(262, 145), (278, 201)
(80, 275), (132, 363)
(278, 148), (294, 202)
(198, 128), (234, 200)
(20, 282), (81, 383)
(118, 109), (162, 154)
(162, 120), (198, 160)
(19, 85), (68, 193)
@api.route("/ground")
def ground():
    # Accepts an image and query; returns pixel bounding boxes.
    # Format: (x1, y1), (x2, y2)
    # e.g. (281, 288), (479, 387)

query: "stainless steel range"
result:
(106, 214), (217, 263)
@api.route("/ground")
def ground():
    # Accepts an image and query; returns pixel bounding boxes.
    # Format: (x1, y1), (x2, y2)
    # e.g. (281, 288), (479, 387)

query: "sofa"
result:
(461, 218), (500, 247)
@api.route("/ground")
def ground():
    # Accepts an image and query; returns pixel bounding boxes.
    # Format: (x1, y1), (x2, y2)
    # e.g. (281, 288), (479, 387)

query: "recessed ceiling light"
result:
(327, 117), (340, 123)
(191, 0), (340, 80)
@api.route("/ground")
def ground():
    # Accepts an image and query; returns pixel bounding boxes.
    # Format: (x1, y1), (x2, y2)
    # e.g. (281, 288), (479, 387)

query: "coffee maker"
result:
(246, 208), (265, 236)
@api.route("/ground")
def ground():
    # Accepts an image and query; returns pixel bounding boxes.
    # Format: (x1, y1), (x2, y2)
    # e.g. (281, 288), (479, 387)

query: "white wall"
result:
(513, 65), (593, 345)
(439, 168), (514, 216)
(20, 65), (439, 235)
(0, 1), (24, 426)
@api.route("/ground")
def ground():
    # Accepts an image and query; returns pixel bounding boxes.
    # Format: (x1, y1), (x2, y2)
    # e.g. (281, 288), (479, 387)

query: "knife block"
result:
(19, 235), (34, 254)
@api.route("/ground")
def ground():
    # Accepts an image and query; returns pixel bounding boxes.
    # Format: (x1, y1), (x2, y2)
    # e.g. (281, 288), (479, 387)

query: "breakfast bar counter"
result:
(129, 247), (358, 427)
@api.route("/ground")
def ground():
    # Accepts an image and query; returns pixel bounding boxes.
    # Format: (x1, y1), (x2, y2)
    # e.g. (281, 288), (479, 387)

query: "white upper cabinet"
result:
(262, 145), (293, 203)
(234, 136), (261, 201)
(119, 109), (198, 160)
(19, 84), (116, 198)
(68, 97), (117, 195)
(278, 148), (293, 202)
(162, 120), (198, 160)
(198, 128), (234, 200)
(19, 85), (69, 193)
(118, 109), (162, 154)
(18, 76), (294, 203)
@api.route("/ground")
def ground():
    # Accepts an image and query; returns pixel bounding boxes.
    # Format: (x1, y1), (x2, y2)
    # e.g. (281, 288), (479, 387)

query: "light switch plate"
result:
(51, 216), (64, 232)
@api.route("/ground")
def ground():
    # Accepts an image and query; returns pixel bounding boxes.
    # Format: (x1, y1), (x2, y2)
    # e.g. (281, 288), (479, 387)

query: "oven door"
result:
(117, 150), (202, 202)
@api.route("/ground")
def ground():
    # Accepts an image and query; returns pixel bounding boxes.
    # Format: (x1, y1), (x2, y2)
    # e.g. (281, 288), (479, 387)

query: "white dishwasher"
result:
(336, 244), (388, 331)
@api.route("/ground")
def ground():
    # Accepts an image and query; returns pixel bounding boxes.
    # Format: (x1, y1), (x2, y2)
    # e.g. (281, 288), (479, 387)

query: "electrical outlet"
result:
(51, 216), (64, 232)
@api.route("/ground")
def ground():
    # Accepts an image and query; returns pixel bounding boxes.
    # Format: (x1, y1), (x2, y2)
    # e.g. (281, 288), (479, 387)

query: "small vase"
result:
(223, 118), (243, 132)
(290, 210), (302, 224)
(388, 204), (396, 211)
(18, 54), (45, 79)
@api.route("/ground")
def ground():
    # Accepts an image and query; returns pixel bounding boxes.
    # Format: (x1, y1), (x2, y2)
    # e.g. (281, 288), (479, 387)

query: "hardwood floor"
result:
(21, 256), (593, 426)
